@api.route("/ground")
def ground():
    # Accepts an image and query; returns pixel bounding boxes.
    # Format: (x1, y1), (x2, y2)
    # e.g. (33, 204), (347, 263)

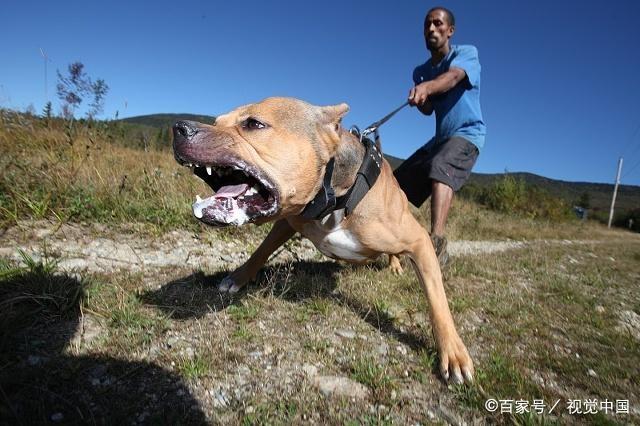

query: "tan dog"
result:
(172, 97), (473, 383)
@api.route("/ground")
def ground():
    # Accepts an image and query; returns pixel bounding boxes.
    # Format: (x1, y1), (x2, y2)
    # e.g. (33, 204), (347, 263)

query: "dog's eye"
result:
(243, 118), (267, 130)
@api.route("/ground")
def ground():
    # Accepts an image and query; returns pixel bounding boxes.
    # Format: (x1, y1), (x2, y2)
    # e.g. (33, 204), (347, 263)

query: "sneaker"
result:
(431, 235), (449, 268)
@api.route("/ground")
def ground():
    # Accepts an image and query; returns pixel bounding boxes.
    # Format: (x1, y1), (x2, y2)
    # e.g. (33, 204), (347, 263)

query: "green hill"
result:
(120, 113), (216, 129)
(465, 172), (640, 214)
(383, 154), (639, 216)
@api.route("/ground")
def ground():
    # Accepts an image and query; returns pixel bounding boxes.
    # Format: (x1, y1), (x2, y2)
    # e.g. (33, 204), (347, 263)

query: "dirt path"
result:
(0, 220), (531, 275)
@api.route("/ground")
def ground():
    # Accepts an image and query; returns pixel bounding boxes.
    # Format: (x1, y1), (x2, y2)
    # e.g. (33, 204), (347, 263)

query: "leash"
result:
(360, 100), (409, 138)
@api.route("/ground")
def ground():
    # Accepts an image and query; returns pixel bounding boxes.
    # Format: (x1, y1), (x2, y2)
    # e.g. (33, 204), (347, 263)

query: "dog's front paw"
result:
(437, 333), (474, 384)
(218, 275), (247, 294)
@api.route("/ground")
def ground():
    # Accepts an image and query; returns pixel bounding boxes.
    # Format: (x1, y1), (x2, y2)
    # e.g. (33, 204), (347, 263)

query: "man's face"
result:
(424, 9), (454, 51)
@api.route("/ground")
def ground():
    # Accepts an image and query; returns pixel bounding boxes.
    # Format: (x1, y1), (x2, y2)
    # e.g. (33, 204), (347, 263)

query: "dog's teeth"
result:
(206, 166), (212, 176)
(196, 194), (203, 202)
(245, 187), (258, 196)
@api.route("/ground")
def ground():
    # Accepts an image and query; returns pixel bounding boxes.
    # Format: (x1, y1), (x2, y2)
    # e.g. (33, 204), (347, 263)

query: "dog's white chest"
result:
(317, 228), (368, 261)
(302, 210), (369, 262)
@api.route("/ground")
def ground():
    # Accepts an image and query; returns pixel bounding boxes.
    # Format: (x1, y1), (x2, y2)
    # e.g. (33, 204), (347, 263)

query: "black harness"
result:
(301, 129), (383, 220)
(302, 101), (409, 220)
(301, 101), (409, 220)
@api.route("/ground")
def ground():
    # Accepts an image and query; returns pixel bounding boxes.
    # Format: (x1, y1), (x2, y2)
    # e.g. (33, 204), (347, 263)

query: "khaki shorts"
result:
(393, 136), (479, 207)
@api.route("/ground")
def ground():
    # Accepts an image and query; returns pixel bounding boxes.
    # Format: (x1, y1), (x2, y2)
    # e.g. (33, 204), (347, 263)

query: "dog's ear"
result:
(319, 103), (349, 127)
(318, 103), (350, 140)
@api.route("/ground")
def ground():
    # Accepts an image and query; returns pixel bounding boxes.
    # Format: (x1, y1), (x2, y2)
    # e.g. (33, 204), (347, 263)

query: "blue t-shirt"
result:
(413, 44), (486, 149)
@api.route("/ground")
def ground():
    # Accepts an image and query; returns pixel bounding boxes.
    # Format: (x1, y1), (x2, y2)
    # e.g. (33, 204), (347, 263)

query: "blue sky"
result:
(3, 0), (640, 186)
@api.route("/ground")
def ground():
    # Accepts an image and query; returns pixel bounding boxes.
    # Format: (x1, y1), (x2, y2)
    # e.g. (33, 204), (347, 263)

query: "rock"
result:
(396, 345), (408, 356)
(70, 315), (103, 349)
(595, 305), (605, 314)
(302, 363), (318, 377)
(27, 355), (43, 366)
(375, 343), (389, 356)
(212, 390), (230, 408)
(436, 406), (464, 426)
(50, 413), (64, 422)
(588, 369), (597, 377)
(617, 310), (640, 341)
(335, 329), (356, 339)
(314, 376), (370, 399)
(90, 364), (107, 378)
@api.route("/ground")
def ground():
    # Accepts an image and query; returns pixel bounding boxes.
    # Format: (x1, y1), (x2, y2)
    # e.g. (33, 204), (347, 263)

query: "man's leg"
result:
(430, 180), (453, 236)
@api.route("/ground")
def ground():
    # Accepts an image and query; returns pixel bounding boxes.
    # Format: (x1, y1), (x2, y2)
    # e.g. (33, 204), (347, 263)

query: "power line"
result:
(620, 121), (640, 157)
(39, 48), (51, 103)
(622, 156), (640, 178)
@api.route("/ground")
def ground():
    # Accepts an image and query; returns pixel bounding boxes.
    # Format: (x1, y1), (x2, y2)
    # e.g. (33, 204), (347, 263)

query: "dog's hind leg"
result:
(388, 254), (404, 274)
(218, 219), (296, 293)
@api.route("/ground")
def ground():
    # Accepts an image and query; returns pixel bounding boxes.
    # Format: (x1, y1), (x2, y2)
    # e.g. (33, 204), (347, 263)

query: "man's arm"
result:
(408, 67), (467, 107)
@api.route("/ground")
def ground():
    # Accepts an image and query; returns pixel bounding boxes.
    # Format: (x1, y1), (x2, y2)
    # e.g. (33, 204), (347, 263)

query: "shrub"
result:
(461, 175), (572, 221)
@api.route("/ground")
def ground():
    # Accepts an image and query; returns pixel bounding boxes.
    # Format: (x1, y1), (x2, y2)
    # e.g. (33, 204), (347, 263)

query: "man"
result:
(394, 6), (486, 266)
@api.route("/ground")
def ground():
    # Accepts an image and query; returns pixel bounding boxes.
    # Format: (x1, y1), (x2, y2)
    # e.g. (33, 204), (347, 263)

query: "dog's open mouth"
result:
(179, 158), (279, 226)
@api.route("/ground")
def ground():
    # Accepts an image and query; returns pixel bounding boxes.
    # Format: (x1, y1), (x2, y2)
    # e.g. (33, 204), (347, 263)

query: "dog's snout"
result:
(173, 120), (199, 142)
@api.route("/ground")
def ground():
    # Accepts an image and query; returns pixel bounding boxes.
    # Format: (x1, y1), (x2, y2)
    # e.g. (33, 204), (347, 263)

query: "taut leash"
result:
(360, 100), (409, 138)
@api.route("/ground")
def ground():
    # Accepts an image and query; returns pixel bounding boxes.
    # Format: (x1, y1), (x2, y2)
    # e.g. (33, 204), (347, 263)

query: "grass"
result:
(3, 213), (639, 425)
(2, 109), (640, 424)
(178, 355), (212, 381)
(0, 109), (612, 242)
(350, 355), (395, 402)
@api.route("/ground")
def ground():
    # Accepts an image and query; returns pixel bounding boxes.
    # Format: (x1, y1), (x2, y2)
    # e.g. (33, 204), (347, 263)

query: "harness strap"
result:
(335, 136), (383, 215)
(300, 101), (406, 220)
(301, 157), (336, 220)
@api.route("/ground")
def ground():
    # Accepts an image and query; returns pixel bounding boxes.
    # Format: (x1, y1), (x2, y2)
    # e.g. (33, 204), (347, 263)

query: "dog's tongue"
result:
(215, 184), (249, 198)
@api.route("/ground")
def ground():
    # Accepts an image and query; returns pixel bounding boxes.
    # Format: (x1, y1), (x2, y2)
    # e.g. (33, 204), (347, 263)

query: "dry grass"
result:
(2, 110), (639, 424)
(0, 110), (209, 230)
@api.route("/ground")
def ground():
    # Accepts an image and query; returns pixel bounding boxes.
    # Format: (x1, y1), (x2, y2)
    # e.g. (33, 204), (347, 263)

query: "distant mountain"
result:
(382, 156), (639, 214)
(466, 172), (640, 213)
(119, 114), (638, 214)
(120, 113), (216, 130)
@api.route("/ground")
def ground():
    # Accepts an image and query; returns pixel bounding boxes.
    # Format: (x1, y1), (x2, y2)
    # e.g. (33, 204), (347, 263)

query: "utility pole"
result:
(607, 157), (623, 228)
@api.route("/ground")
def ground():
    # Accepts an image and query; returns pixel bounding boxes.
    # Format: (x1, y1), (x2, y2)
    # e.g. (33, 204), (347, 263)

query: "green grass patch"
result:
(227, 302), (259, 322)
(177, 355), (211, 381)
(242, 400), (298, 425)
(350, 356), (395, 402)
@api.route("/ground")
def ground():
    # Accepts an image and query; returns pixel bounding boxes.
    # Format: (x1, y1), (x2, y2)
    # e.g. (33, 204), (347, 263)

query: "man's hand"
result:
(408, 82), (432, 106)
(408, 83), (434, 115)
(408, 67), (468, 110)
